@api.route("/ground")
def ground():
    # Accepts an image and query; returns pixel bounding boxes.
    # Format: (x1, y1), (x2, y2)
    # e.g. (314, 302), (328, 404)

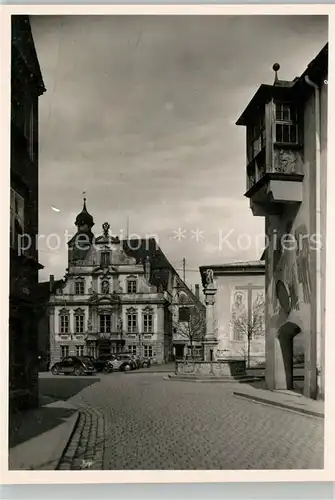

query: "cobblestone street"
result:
(43, 372), (324, 470)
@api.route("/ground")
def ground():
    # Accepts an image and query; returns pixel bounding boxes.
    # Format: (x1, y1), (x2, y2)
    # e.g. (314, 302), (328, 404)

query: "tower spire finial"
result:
(82, 190), (86, 203)
(272, 63), (280, 84)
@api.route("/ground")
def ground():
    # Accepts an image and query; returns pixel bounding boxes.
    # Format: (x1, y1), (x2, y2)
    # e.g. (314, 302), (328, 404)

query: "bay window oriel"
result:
(236, 69), (305, 217)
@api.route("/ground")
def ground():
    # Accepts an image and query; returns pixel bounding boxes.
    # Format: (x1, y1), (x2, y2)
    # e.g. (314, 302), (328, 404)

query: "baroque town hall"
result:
(47, 199), (204, 365)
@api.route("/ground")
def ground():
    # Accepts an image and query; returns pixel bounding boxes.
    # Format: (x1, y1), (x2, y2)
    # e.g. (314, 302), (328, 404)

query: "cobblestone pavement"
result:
(57, 373), (323, 470)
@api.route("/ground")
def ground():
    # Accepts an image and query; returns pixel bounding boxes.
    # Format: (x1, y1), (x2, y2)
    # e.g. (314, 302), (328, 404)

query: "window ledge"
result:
(245, 172), (304, 199)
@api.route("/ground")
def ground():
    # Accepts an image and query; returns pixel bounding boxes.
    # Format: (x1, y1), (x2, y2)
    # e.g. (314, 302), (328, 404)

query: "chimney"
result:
(49, 274), (54, 293)
(195, 284), (200, 300)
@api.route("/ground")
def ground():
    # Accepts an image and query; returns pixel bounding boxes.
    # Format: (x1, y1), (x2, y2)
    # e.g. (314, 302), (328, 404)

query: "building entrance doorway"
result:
(276, 321), (301, 391)
(98, 339), (111, 356)
(175, 344), (184, 359)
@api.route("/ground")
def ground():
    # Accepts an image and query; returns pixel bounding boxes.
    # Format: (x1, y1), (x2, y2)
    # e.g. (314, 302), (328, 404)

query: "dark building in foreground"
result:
(10, 16), (46, 411)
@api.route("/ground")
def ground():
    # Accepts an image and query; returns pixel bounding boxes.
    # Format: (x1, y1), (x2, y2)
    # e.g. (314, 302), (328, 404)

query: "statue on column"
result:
(205, 269), (214, 288)
(102, 222), (110, 238)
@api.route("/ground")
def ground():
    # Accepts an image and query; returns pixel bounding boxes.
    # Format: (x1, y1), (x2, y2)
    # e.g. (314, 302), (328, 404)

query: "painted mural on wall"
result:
(294, 224), (312, 305)
(271, 222), (312, 315)
(231, 290), (248, 341)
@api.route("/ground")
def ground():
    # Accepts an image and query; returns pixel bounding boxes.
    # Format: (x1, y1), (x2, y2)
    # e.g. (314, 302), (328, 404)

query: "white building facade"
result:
(49, 201), (176, 364)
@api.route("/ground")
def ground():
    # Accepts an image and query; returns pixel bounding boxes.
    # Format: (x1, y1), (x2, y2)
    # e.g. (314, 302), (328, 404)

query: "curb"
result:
(232, 391), (324, 419)
(123, 370), (175, 374)
(165, 375), (263, 383)
(55, 410), (81, 470)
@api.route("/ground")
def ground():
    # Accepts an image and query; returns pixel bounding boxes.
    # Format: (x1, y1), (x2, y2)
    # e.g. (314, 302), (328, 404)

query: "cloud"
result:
(31, 15), (328, 285)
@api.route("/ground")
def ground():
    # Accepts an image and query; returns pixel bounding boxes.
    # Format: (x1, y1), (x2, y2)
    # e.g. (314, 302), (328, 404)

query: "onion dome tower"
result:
(75, 195), (95, 234)
(68, 194), (95, 264)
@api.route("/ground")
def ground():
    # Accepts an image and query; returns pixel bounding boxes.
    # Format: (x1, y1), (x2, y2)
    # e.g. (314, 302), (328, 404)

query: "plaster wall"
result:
(265, 81), (327, 398)
(214, 273), (265, 362)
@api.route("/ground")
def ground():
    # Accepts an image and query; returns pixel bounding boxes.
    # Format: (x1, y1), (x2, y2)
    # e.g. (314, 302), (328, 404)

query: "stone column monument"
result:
(203, 269), (218, 361)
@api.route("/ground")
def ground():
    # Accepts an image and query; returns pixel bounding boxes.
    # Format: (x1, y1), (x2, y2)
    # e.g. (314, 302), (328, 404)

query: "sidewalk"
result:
(125, 362), (176, 374)
(233, 384), (324, 418)
(9, 397), (80, 470)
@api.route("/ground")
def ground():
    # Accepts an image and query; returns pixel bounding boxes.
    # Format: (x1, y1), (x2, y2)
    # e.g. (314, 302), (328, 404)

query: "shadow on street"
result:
(9, 406), (76, 448)
(243, 365), (304, 394)
(39, 376), (100, 401)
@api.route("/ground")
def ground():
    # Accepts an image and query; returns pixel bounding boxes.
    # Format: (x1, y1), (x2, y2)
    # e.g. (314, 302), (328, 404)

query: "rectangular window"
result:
(179, 307), (191, 322)
(10, 188), (24, 250)
(60, 315), (69, 334)
(127, 312), (138, 333)
(76, 345), (84, 356)
(100, 252), (110, 266)
(75, 314), (84, 333)
(143, 313), (153, 333)
(75, 280), (85, 295)
(144, 345), (153, 358)
(127, 280), (137, 294)
(100, 314), (111, 333)
(60, 346), (69, 358)
(249, 114), (265, 161)
(128, 345), (137, 355)
(275, 103), (298, 144)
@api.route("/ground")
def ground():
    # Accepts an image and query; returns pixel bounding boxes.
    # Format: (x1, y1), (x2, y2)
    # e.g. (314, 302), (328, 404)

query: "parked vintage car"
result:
(140, 357), (151, 368)
(51, 356), (96, 376)
(93, 354), (135, 373)
(118, 353), (138, 370)
(93, 355), (115, 373)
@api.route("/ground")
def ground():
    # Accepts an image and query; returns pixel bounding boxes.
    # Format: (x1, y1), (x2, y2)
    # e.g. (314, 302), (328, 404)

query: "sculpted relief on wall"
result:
(274, 149), (300, 174)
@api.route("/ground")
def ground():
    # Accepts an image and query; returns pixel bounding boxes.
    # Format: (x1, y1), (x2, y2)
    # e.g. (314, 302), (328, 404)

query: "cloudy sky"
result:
(31, 15), (328, 289)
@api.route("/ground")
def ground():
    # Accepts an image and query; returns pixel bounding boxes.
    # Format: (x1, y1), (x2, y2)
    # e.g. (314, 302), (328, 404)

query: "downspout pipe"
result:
(305, 74), (322, 399)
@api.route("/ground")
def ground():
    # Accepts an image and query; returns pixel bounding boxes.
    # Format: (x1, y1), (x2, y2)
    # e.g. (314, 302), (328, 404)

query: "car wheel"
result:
(74, 367), (83, 376)
(142, 362), (149, 368)
(103, 365), (112, 374)
(51, 366), (59, 375)
(123, 363), (131, 371)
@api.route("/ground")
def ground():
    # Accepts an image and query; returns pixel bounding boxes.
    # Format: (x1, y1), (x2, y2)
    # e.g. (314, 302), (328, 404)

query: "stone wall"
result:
(175, 359), (246, 378)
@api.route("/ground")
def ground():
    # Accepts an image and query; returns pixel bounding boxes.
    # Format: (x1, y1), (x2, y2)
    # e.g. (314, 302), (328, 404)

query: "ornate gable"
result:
(74, 307), (85, 315)
(88, 293), (119, 305)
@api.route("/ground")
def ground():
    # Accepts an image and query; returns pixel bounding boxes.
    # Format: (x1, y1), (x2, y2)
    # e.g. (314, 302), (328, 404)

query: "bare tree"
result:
(176, 306), (206, 359)
(231, 292), (265, 368)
